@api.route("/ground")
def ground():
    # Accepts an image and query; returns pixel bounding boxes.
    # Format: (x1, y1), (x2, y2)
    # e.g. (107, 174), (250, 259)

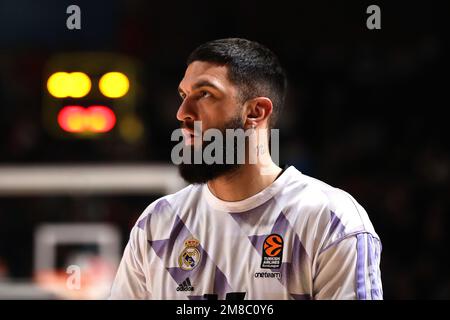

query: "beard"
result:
(178, 115), (245, 184)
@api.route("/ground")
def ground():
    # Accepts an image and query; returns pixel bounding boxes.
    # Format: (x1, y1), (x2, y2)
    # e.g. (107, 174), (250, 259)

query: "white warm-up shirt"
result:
(110, 166), (383, 300)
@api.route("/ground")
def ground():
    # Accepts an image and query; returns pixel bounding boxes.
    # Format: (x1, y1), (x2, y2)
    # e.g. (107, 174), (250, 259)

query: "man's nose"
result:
(176, 97), (197, 122)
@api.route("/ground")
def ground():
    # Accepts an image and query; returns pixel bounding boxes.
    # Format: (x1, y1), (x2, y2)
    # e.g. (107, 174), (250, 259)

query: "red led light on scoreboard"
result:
(57, 106), (116, 133)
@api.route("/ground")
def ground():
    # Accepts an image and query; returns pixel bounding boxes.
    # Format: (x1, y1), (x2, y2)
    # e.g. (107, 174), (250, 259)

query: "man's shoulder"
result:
(280, 169), (379, 241)
(133, 183), (201, 232)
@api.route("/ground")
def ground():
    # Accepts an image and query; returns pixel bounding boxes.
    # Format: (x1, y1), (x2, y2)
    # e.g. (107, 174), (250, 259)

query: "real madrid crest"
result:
(178, 238), (201, 271)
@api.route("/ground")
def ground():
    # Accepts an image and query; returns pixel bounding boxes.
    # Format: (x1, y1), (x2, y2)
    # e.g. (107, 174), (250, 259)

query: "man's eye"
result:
(199, 91), (211, 98)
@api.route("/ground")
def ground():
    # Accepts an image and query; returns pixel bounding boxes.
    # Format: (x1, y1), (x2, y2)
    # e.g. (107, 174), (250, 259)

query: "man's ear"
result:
(244, 97), (273, 128)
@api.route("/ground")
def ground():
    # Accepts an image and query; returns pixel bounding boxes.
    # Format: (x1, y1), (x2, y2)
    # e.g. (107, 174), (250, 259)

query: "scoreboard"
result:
(42, 52), (144, 143)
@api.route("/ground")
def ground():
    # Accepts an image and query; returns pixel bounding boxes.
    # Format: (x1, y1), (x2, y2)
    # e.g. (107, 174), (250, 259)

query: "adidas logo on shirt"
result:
(176, 278), (194, 291)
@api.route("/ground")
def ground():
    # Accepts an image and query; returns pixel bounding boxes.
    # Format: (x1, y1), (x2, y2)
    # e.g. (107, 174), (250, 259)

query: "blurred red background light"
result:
(57, 106), (116, 133)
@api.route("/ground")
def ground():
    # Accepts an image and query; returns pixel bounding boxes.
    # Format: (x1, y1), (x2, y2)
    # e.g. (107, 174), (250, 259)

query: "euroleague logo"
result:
(261, 234), (283, 269)
(264, 235), (283, 256)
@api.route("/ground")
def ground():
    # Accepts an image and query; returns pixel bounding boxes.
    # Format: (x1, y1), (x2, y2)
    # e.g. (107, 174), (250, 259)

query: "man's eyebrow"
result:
(192, 80), (222, 91)
(178, 80), (223, 95)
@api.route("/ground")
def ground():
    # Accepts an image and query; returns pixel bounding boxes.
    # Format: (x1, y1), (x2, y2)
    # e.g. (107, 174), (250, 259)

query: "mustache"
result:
(180, 121), (195, 131)
(179, 117), (245, 137)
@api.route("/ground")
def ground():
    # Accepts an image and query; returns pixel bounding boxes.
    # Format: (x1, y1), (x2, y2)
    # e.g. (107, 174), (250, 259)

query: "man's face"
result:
(177, 61), (245, 143)
(176, 61), (246, 183)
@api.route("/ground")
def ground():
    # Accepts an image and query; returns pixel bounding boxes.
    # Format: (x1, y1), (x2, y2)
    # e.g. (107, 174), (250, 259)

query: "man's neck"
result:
(207, 161), (282, 202)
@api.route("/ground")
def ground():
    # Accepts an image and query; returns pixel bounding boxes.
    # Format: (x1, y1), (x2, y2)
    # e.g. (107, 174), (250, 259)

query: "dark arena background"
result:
(0, 0), (448, 300)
